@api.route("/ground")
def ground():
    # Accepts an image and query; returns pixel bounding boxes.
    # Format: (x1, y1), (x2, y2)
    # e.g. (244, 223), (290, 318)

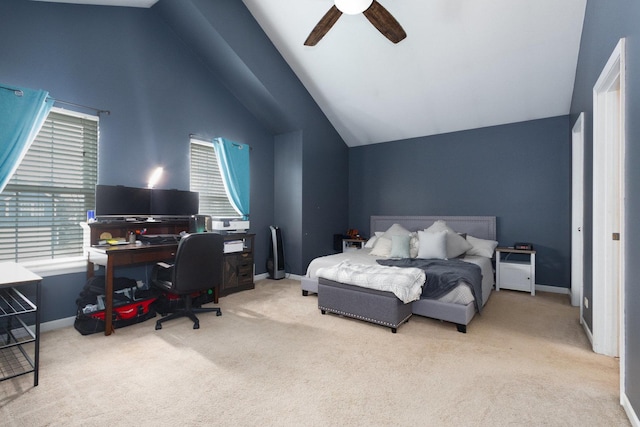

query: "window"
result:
(190, 138), (238, 217)
(0, 108), (98, 267)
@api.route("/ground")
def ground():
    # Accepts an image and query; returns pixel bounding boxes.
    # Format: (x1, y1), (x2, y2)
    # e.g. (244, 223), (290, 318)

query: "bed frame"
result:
(302, 215), (497, 333)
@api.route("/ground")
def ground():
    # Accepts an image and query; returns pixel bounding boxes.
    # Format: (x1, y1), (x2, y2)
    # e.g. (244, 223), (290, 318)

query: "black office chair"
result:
(151, 232), (224, 330)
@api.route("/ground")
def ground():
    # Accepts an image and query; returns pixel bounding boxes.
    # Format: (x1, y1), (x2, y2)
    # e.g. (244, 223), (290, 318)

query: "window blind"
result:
(0, 109), (98, 263)
(190, 139), (238, 217)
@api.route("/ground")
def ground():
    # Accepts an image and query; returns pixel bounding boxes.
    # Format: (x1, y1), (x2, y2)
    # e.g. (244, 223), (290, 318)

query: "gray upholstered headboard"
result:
(370, 216), (496, 241)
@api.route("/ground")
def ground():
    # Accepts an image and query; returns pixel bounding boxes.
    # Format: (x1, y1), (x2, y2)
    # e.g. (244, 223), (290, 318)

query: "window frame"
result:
(189, 138), (240, 218)
(0, 107), (98, 277)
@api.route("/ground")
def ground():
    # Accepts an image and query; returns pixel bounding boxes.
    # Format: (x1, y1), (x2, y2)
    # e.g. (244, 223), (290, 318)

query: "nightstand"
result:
(495, 247), (536, 295)
(342, 238), (365, 252)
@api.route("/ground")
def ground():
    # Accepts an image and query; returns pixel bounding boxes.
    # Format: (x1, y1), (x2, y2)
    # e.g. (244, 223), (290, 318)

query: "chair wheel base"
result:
(216, 311), (222, 316)
(155, 322), (162, 330)
(193, 322), (199, 329)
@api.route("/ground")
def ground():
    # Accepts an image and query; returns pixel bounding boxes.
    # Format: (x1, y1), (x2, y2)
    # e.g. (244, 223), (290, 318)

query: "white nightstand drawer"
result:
(499, 261), (532, 292)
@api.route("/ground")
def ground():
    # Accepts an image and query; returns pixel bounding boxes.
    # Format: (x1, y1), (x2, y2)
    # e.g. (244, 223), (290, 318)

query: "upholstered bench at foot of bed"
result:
(300, 276), (318, 296)
(317, 278), (412, 333)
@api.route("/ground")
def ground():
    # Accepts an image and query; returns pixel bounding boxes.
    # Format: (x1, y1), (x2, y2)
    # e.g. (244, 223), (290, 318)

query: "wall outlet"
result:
(584, 297), (589, 309)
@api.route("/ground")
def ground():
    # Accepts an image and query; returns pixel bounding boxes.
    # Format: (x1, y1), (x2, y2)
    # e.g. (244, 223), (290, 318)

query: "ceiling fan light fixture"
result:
(334, 0), (373, 15)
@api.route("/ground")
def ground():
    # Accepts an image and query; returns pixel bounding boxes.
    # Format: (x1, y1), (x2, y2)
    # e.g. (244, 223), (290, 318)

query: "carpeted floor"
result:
(0, 279), (630, 426)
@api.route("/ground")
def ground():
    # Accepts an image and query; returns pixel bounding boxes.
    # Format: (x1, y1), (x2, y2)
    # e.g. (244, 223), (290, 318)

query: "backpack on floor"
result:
(74, 276), (158, 335)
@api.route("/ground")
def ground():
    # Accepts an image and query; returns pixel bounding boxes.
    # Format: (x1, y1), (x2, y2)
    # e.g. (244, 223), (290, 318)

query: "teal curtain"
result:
(0, 84), (54, 192)
(212, 137), (250, 219)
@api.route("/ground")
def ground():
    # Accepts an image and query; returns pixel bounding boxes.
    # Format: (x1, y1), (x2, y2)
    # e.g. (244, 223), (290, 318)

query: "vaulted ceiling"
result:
(244, 0), (587, 147)
(34, 0), (587, 147)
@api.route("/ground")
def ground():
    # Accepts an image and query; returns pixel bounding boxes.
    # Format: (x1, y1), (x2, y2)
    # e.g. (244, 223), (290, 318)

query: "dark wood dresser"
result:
(221, 233), (255, 296)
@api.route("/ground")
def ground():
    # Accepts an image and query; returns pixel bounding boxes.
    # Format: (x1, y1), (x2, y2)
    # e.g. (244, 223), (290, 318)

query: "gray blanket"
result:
(377, 258), (483, 313)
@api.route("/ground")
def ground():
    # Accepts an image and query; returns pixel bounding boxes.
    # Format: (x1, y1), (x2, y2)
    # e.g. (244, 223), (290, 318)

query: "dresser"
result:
(221, 233), (255, 296)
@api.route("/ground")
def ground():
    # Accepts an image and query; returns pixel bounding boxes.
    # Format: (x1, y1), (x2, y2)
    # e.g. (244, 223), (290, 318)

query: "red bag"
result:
(90, 298), (156, 321)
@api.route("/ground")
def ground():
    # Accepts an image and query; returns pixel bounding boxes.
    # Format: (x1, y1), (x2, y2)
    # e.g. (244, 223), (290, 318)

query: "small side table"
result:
(495, 247), (536, 296)
(0, 262), (42, 386)
(342, 239), (365, 252)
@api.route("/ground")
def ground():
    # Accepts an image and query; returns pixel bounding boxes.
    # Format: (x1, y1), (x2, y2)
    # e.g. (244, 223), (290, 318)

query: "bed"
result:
(301, 216), (497, 333)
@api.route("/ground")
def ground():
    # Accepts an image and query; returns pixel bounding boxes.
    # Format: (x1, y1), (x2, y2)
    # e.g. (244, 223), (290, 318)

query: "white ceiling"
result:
(34, 0), (587, 147)
(243, 0), (587, 147)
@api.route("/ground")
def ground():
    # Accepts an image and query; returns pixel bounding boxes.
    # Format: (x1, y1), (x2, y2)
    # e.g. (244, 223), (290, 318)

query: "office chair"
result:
(151, 232), (224, 330)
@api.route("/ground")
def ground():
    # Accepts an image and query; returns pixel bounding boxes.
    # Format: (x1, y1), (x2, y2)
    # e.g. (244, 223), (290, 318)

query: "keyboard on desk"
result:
(139, 234), (181, 244)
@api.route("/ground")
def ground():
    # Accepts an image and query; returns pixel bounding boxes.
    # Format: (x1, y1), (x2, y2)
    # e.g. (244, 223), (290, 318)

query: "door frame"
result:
(571, 112), (584, 314)
(592, 38), (625, 390)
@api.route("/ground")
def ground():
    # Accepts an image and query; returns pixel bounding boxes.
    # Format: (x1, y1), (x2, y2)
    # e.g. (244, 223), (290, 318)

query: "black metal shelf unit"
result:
(0, 271), (41, 386)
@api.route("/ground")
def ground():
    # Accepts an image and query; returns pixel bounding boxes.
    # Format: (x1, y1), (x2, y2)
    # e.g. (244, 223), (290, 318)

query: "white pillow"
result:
(417, 230), (447, 259)
(424, 220), (472, 258)
(371, 224), (411, 257)
(390, 234), (411, 258)
(409, 232), (419, 258)
(370, 236), (392, 257)
(381, 223), (411, 241)
(466, 235), (499, 258)
(364, 231), (384, 249)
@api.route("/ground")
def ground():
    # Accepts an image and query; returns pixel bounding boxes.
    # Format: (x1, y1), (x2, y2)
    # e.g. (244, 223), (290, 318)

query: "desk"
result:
(87, 243), (182, 336)
(84, 219), (247, 335)
(0, 262), (41, 386)
(85, 219), (192, 336)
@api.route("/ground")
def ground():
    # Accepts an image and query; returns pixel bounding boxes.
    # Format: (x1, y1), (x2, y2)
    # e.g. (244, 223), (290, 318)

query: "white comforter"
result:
(307, 248), (495, 306)
(316, 260), (426, 303)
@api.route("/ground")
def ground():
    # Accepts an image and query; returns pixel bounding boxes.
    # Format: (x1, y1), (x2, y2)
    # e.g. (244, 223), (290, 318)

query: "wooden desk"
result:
(84, 219), (248, 335)
(85, 219), (192, 336)
(87, 243), (178, 336)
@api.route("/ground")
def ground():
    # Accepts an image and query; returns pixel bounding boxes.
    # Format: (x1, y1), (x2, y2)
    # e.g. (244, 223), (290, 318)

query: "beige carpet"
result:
(0, 279), (629, 426)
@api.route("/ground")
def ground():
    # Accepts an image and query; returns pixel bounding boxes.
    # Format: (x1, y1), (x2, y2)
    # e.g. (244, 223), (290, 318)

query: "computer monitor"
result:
(149, 189), (199, 216)
(95, 185), (151, 217)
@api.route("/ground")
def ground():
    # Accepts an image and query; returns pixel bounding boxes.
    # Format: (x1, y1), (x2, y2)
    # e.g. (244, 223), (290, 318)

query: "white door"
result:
(571, 113), (584, 313)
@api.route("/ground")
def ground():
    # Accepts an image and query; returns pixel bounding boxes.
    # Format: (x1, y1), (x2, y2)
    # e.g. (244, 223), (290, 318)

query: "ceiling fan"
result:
(304, 0), (407, 46)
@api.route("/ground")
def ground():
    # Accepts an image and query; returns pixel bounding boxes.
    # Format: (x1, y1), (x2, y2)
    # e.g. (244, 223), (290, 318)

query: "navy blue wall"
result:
(274, 131), (303, 274)
(349, 116), (572, 288)
(0, 0), (275, 321)
(1, 0), (349, 321)
(159, 0), (349, 276)
(571, 0), (640, 415)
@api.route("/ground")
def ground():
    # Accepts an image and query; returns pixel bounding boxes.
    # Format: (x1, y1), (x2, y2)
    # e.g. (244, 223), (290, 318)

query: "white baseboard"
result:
(256, 273), (303, 281)
(535, 284), (570, 294)
(41, 316), (75, 332)
(582, 319), (594, 346)
(622, 392), (640, 426)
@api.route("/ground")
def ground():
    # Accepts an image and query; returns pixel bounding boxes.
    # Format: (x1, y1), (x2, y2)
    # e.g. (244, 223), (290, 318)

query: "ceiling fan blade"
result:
(304, 6), (343, 46)
(363, 0), (407, 44)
